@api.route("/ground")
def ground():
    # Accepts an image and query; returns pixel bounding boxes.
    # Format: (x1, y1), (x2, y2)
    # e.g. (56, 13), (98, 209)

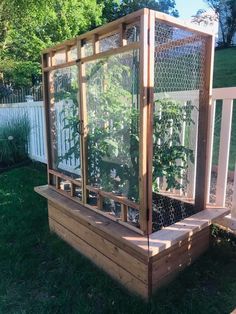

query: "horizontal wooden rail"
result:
(80, 42), (140, 63)
(49, 169), (82, 187)
(42, 8), (144, 54)
(154, 11), (214, 37)
(155, 34), (203, 53)
(86, 185), (140, 210)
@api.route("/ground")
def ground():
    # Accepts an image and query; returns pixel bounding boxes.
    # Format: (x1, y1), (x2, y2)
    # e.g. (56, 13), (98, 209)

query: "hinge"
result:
(77, 120), (84, 135)
(147, 29), (150, 45)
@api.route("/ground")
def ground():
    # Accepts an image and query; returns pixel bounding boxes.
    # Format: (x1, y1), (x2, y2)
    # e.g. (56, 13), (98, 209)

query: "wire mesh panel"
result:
(85, 49), (140, 221)
(83, 40), (93, 57)
(49, 65), (81, 180)
(152, 20), (208, 231)
(125, 24), (140, 43)
(99, 33), (120, 52)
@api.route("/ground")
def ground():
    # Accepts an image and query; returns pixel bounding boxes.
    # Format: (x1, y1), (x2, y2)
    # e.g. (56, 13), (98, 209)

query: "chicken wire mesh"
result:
(83, 40), (93, 57)
(152, 20), (208, 231)
(84, 49), (140, 220)
(125, 24), (140, 43)
(49, 66), (81, 180)
(99, 33), (120, 52)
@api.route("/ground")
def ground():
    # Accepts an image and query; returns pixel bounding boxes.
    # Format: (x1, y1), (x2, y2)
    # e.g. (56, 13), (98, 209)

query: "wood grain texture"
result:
(35, 185), (229, 298)
(49, 217), (149, 299)
(152, 227), (209, 287)
(48, 203), (148, 284)
(195, 35), (215, 211)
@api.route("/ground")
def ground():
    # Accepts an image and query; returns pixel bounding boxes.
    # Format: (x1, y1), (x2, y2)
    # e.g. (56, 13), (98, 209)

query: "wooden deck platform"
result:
(35, 185), (229, 299)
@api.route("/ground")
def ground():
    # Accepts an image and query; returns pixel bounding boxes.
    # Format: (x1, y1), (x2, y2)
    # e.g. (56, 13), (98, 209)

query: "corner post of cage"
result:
(147, 10), (155, 234)
(77, 38), (89, 204)
(195, 33), (215, 211)
(139, 9), (150, 234)
(42, 53), (53, 184)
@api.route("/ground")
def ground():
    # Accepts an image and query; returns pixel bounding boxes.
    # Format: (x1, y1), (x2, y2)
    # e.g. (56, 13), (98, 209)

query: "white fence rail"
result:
(0, 87), (235, 226)
(211, 87), (236, 230)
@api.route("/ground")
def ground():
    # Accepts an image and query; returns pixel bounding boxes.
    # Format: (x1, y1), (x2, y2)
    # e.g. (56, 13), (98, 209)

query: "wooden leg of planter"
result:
(121, 204), (128, 222)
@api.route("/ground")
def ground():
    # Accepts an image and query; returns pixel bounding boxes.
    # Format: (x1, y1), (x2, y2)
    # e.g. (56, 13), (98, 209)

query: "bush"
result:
(0, 114), (31, 167)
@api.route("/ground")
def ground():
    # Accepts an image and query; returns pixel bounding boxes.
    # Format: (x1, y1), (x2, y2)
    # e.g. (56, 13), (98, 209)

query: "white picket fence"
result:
(0, 101), (46, 163)
(0, 87), (235, 229)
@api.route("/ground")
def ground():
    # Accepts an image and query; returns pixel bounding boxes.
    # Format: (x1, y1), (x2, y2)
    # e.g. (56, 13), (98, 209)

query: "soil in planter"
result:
(152, 192), (196, 232)
(86, 191), (196, 232)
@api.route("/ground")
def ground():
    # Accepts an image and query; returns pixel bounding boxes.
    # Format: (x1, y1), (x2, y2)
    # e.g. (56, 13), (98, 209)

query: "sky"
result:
(175, 0), (209, 19)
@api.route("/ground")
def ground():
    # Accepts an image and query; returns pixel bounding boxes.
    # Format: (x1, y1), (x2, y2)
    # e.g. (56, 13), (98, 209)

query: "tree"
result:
(98, 0), (179, 22)
(200, 0), (236, 47)
(0, 0), (179, 88)
(192, 9), (218, 29)
(0, 0), (103, 87)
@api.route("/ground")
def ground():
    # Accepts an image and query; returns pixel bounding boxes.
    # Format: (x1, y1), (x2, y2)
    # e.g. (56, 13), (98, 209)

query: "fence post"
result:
(215, 99), (233, 207)
(232, 161), (236, 218)
(206, 100), (216, 203)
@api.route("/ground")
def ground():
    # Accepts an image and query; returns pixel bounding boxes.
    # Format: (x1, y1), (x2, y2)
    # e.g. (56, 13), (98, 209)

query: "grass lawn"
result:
(212, 47), (236, 171)
(213, 47), (236, 88)
(0, 163), (236, 313)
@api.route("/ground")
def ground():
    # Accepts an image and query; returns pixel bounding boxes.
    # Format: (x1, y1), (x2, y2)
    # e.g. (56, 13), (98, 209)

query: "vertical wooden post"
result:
(55, 176), (60, 189)
(195, 34), (215, 211)
(119, 23), (127, 47)
(147, 10), (155, 233)
(92, 34), (99, 54)
(71, 183), (75, 197)
(65, 46), (70, 62)
(138, 10), (149, 234)
(77, 39), (89, 204)
(42, 53), (53, 184)
(97, 194), (103, 210)
(215, 99), (233, 206)
(206, 100), (216, 203)
(139, 9), (154, 234)
(121, 204), (128, 222)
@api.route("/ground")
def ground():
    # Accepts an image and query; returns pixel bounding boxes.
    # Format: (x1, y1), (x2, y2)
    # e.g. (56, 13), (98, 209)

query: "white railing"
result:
(210, 87), (236, 230)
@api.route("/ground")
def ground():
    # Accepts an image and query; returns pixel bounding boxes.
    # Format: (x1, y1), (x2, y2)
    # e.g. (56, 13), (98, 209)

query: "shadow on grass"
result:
(0, 162), (235, 314)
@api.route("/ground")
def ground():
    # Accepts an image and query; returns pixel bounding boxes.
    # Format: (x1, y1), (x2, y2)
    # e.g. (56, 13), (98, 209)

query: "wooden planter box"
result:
(35, 185), (228, 299)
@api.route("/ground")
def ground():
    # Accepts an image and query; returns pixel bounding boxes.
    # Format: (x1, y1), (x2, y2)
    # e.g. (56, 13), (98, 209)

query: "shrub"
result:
(0, 114), (31, 167)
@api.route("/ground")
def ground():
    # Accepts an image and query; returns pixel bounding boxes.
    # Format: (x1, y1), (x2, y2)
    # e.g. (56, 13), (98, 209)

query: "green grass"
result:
(212, 48), (236, 170)
(0, 163), (236, 313)
(213, 47), (236, 88)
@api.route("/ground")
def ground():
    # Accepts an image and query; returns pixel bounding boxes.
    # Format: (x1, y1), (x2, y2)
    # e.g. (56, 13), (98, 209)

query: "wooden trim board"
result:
(35, 185), (229, 299)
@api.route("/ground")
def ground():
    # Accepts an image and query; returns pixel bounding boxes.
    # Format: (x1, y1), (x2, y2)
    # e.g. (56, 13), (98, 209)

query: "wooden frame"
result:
(40, 8), (216, 236)
(35, 185), (229, 299)
(35, 8), (232, 299)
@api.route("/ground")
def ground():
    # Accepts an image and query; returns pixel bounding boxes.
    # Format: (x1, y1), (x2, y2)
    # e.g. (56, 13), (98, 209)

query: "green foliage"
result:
(0, 114), (30, 167)
(0, 0), (103, 87)
(86, 54), (139, 200)
(56, 53), (139, 200)
(0, 0), (179, 87)
(152, 98), (194, 192)
(56, 58), (194, 199)
(0, 60), (41, 88)
(204, 0), (236, 47)
(0, 164), (236, 313)
(213, 47), (236, 88)
(98, 0), (179, 22)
